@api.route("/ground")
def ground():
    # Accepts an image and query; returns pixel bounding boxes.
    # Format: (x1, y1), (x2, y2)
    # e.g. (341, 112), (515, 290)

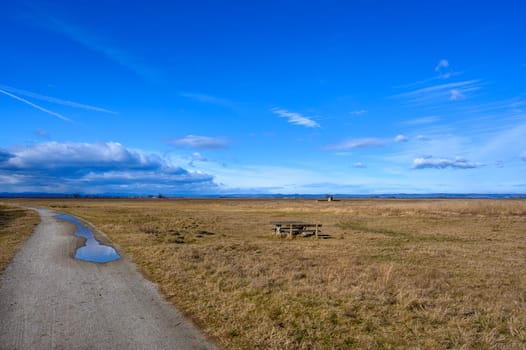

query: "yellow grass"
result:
(0, 205), (40, 273)
(6, 198), (526, 349)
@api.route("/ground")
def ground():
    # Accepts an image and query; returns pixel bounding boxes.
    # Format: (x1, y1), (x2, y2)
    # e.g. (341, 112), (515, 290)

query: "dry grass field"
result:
(0, 205), (40, 273)
(4, 198), (526, 349)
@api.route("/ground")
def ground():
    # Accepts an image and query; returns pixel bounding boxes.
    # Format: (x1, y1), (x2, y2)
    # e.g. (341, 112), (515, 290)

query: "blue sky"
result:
(1, 1), (526, 194)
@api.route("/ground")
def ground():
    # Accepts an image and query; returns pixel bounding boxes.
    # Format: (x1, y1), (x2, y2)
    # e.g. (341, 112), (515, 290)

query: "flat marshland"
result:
(4, 198), (526, 349)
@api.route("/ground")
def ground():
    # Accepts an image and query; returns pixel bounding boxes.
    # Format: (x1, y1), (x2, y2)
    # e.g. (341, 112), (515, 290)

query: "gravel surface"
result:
(0, 208), (217, 350)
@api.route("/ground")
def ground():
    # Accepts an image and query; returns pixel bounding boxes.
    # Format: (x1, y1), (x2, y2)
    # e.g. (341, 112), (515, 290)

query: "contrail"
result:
(0, 88), (71, 121)
(0, 84), (117, 114)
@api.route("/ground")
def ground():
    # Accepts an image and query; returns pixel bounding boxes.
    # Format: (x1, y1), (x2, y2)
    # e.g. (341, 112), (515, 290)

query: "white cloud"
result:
(271, 108), (320, 128)
(0, 142), (216, 194)
(352, 162), (366, 168)
(412, 156), (482, 169)
(2, 142), (162, 171)
(0, 88), (70, 121)
(0, 174), (23, 185)
(191, 152), (207, 162)
(325, 138), (387, 150)
(394, 134), (408, 143)
(435, 59), (449, 72)
(435, 59), (453, 79)
(168, 135), (229, 149)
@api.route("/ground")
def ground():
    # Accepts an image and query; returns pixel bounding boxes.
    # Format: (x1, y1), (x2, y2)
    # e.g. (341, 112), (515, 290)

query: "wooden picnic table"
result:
(271, 221), (322, 239)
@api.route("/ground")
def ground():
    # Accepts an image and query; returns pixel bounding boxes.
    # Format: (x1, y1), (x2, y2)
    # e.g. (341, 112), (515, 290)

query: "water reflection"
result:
(56, 214), (120, 263)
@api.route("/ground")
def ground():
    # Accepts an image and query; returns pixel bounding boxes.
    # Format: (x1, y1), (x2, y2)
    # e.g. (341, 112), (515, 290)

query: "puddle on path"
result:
(56, 214), (120, 263)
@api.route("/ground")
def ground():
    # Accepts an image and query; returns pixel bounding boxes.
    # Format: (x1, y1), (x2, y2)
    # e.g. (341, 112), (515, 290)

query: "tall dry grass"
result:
(0, 205), (40, 273)
(7, 198), (526, 349)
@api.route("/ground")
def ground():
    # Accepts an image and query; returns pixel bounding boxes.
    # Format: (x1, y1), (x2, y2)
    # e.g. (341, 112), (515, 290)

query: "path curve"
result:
(0, 208), (217, 350)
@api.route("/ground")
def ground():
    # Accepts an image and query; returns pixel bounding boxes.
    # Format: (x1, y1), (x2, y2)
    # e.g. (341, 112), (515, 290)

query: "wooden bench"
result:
(271, 221), (322, 239)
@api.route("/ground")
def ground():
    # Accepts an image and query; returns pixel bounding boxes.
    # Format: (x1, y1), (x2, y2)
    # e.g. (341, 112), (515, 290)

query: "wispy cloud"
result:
(349, 109), (367, 116)
(0, 84), (116, 114)
(180, 92), (232, 107)
(434, 59), (452, 78)
(449, 89), (465, 101)
(416, 135), (430, 141)
(168, 135), (229, 149)
(394, 134), (408, 143)
(191, 152), (207, 162)
(57, 25), (156, 80)
(28, 6), (156, 81)
(459, 97), (526, 116)
(412, 156), (482, 169)
(35, 129), (49, 137)
(0, 88), (70, 121)
(272, 108), (320, 128)
(352, 162), (366, 168)
(327, 134), (410, 150)
(435, 59), (449, 72)
(395, 60), (460, 89)
(398, 80), (480, 96)
(394, 80), (481, 103)
(325, 138), (387, 150)
(403, 116), (440, 125)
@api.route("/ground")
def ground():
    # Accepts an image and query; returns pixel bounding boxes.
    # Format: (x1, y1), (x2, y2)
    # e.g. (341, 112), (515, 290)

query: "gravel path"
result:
(0, 208), (216, 350)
